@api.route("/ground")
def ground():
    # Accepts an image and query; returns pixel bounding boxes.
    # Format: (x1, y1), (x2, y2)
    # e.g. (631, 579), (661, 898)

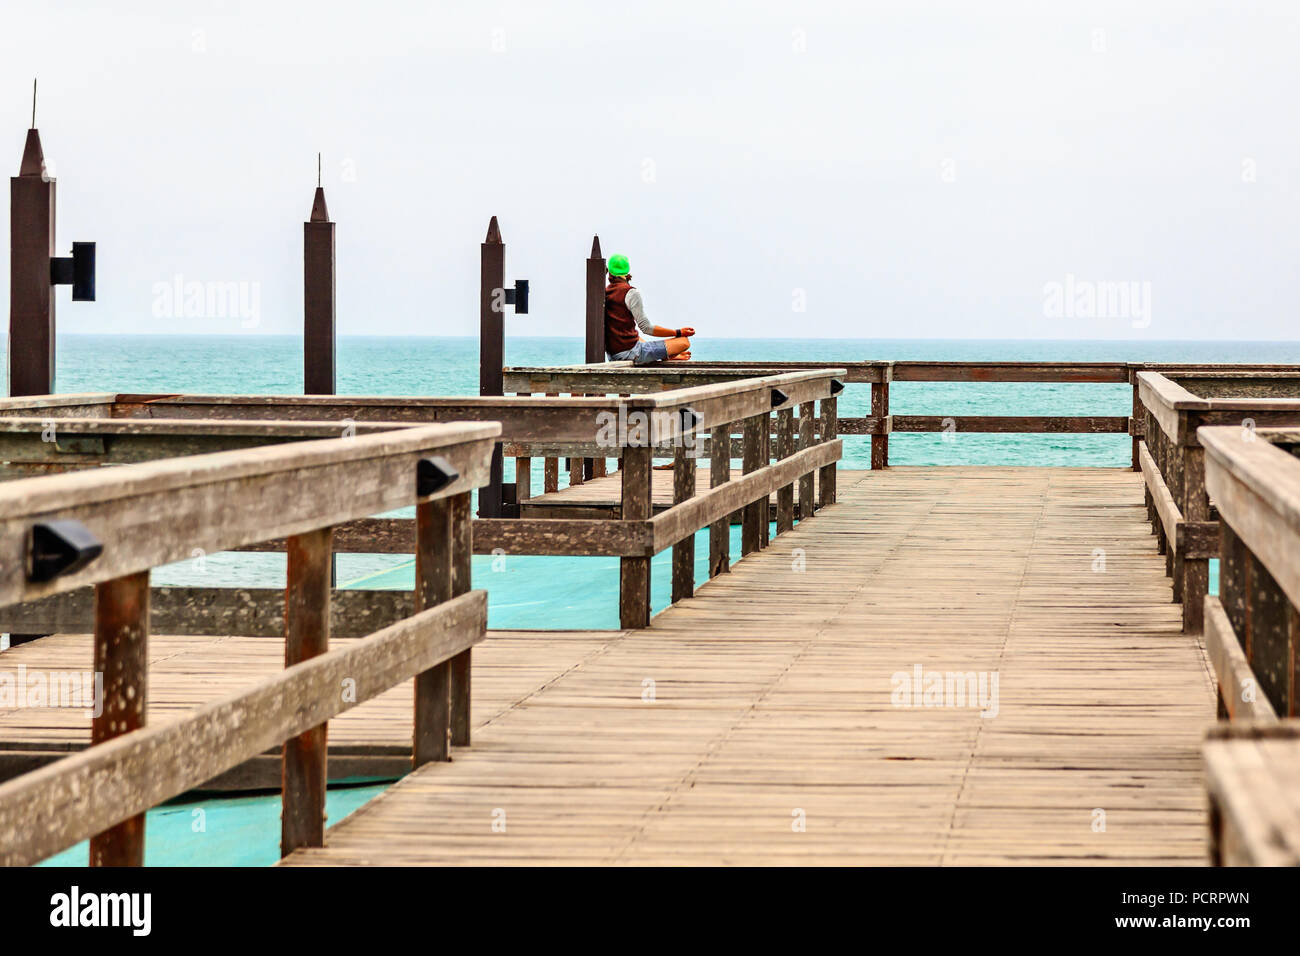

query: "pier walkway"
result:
(278, 466), (1216, 866)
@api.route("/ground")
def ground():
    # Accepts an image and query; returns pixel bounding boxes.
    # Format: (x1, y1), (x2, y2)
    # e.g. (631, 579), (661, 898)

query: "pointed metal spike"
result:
(590, 235), (602, 258)
(484, 215), (502, 243)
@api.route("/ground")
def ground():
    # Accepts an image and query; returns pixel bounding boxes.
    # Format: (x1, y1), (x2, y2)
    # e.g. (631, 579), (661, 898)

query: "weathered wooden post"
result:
(478, 217), (529, 516)
(709, 423), (731, 576)
(871, 375), (890, 469)
(776, 408), (795, 533)
(413, 496), (454, 763)
(9, 89), (95, 398)
(89, 571), (149, 866)
(819, 392), (838, 507)
(671, 443), (696, 603)
(449, 491), (473, 746)
(303, 161), (335, 396)
(282, 527), (332, 854)
(620, 433), (653, 628)
(798, 401), (816, 518)
(479, 217), (506, 517)
(8, 115), (61, 398)
(10, 119), (55, 397)
(741, 415), (763, 555)
(584, 235), (607, 480)
(585, 235), (606, 364)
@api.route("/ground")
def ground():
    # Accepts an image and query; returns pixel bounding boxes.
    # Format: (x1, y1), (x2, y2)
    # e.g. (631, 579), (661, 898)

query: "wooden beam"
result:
(88, 571), (149, 867)
(708, 424), (730, 578)
(892, 415), (1128, 434)
(619, 444), (652, 628)
(413, 498), (453, 765)
(281, 527), (332, 855)
(0, 586), (413, 639)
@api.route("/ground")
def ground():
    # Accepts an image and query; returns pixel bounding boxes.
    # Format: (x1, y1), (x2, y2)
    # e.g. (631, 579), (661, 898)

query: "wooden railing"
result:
(1197, 424), (1300, 866)
(0, 420), (497, 865)
(1136, 370), (1300, 633)
(0, 370), (843, 631)
(508, 360), (1148, 473)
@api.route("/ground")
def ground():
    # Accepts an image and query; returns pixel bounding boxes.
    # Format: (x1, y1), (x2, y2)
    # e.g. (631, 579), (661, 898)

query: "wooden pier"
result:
(280, 467), (1213, 865)
(1, 360), (1298, 867)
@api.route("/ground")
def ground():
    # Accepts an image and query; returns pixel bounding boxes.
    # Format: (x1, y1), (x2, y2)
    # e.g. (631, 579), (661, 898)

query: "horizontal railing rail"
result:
(508, 360), (1297, 476)
(0, 420), (498, 866)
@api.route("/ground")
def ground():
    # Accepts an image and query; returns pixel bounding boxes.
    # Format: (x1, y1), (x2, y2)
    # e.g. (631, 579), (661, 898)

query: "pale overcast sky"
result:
(1, 1), (1297, 339)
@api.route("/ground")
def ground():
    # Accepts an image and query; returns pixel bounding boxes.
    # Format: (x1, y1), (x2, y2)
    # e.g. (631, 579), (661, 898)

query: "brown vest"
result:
(604, 281), (640, 356)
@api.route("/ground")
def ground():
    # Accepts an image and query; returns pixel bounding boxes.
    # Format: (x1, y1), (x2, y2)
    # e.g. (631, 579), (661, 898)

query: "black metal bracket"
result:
(830, 379), (845, 395)
(50, 241), (96, 301)
(503, 279), (529, 314)
(28, 519), (103, 583)
(771, 388), (790, 408)
(417, 456), (460, 497)
(680, 407), (699, 432)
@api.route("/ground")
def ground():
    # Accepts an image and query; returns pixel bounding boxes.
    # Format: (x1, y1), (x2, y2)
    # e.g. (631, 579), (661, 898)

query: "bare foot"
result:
(669, 351), (691, 361)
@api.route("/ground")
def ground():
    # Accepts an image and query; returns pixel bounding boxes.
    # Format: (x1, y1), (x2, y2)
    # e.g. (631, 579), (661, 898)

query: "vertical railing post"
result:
(449, 490), (473, 746)
(620, 440), (653, 627)
(819, 393), (838, 507)
(871, 375), (890, 469)
(671, 443), (696, 603)
(797, 401), (816, 519)
(741, 414), (763, 556)
(544, 393), (560, 494)
(89, 570), (150, 867)
(1128, 366), (1140, 472)
(776, 407), (794, 534)
(760, 413), (771, 547)
(513, 390), (532, 511)
(479, 216), (506, 518)
(1170, 428), (1186, 605)
(709, 423), (731, 577)
(413, 496), (454, 764)
(9, 127), (55, 397)
(282, 527), (332, 856)
(1181, 440), (1209, 633)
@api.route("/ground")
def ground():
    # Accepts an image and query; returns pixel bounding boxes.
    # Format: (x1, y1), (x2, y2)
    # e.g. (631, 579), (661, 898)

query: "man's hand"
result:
(677, 327), (695, 338)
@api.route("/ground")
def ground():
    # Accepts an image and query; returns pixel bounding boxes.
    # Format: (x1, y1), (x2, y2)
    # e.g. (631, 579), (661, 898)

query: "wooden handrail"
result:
(0, 422), (498, 606)
(0, 592), (486, 866)
(0, 419), (497, 866)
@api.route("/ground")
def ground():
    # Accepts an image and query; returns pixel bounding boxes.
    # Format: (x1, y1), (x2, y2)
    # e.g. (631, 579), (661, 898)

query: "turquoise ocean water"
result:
(21, 334), (1299, 865)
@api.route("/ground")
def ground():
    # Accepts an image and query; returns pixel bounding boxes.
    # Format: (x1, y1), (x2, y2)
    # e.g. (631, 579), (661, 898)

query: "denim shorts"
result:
(609, 339), (669, 366)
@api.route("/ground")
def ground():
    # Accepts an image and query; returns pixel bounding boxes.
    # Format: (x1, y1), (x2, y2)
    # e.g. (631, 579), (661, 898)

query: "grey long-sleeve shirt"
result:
(625, 288), (656, 336)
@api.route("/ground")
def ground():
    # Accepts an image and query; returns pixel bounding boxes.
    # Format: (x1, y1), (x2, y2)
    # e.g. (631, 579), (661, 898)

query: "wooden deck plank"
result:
(278, 466), (1217, 866)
